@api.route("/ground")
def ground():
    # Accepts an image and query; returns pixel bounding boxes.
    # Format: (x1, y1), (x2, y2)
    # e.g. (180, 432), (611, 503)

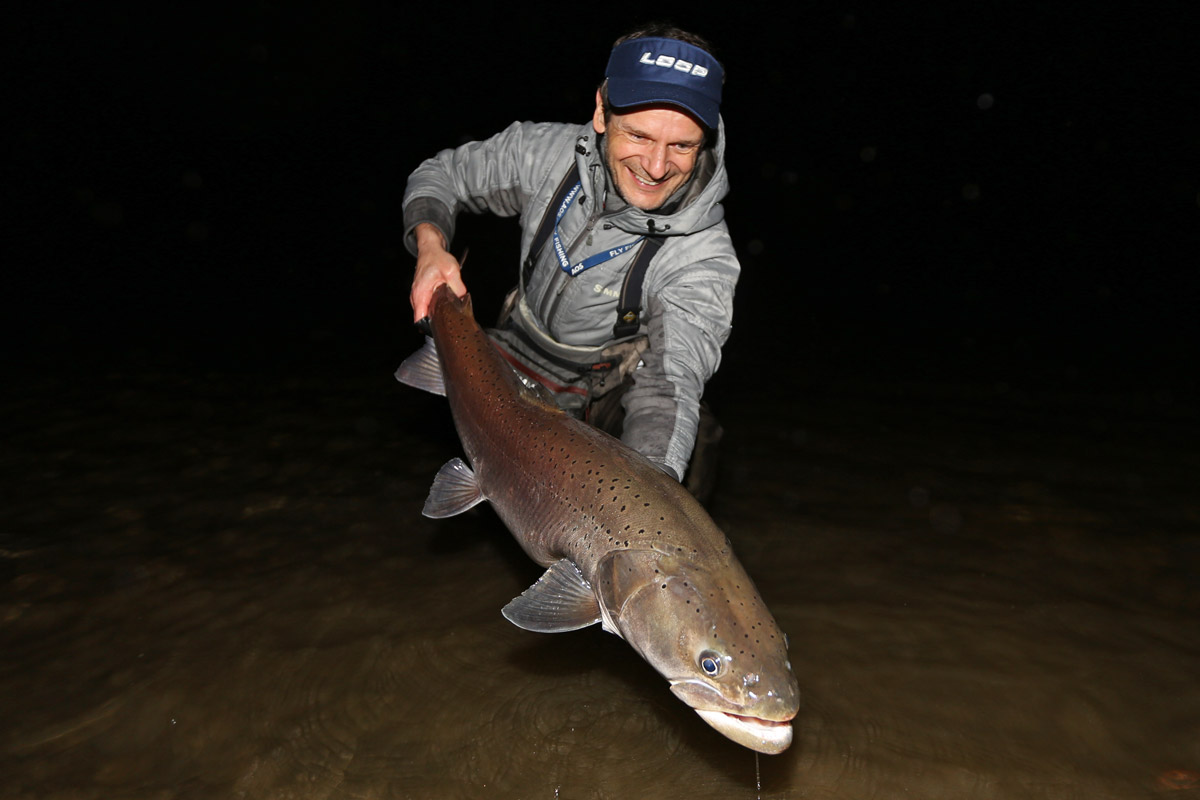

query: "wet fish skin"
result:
(396, 284), (799, 753)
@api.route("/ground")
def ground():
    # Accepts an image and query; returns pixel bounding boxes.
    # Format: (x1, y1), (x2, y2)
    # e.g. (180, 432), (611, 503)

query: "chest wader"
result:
(489, 164), (723, 503)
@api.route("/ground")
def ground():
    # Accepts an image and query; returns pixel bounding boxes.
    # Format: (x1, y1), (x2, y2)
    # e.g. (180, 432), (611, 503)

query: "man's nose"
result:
(645, 144), (669, 178)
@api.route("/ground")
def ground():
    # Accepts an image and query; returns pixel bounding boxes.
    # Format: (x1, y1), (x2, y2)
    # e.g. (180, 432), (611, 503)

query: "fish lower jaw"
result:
(694, 709), (794, 755)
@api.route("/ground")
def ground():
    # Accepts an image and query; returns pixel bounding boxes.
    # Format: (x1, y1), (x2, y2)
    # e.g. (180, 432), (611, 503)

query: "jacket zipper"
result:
(539, 202), (614, 327)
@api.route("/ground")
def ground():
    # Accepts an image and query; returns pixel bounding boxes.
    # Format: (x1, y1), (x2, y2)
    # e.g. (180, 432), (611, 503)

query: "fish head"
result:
(596, 548), (800, 754)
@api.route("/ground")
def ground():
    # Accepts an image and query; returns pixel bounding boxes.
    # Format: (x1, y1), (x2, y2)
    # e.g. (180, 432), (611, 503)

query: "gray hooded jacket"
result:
(402, 120), (740, 480)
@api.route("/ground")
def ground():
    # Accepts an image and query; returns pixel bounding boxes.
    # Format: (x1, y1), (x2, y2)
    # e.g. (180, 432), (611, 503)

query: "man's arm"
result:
(620, 250), (739, 480)
(402, 122), (576, 320)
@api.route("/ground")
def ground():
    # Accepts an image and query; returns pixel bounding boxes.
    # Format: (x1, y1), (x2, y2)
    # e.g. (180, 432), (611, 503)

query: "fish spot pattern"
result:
(433, 292), (745, 589)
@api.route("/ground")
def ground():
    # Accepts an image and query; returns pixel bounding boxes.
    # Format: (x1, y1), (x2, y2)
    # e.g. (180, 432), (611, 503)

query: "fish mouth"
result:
(692, 709), (794, 755)
(670, 680), (796, 754)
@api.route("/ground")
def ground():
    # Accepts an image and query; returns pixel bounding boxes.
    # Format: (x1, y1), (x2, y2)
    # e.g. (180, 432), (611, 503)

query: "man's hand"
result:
(410, 223), (468, 321)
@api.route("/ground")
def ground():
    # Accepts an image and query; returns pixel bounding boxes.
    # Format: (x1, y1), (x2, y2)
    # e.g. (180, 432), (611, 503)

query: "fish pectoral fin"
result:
(421, 458), (486, 518)
(502, 558), (601, 633)
(394, 337), (446, 396)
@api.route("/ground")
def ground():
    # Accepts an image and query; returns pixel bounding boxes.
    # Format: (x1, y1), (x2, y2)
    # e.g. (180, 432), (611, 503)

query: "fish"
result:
(395, 284), (799, 754)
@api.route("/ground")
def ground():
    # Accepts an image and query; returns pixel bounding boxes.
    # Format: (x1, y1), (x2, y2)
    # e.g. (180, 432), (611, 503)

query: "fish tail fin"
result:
(395, 337), (446, 396)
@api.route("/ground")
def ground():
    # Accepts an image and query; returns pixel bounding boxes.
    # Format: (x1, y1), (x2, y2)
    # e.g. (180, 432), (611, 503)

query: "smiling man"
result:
(595, 105), (704, 210)
(402, 25), (735, 498)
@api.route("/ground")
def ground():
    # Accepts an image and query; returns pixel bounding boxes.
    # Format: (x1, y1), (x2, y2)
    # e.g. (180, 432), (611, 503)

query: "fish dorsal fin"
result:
(502, 558), (601, 633)
(394, 337), (446, 396)
(421, 458), (486, 518)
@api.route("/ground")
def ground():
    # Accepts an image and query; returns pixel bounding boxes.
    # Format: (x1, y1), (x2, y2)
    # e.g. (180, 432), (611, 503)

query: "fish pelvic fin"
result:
(422, 458), (486, 518)
(502, 558), (602, 633)
(394, 337), (446, 396)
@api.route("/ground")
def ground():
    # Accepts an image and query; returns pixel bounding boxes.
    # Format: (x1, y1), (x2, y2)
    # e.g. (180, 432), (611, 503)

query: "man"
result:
(402, 25), (736, 500)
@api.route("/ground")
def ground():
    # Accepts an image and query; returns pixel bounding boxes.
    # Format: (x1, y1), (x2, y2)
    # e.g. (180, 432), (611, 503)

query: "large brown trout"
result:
(395, 284), (799, 753)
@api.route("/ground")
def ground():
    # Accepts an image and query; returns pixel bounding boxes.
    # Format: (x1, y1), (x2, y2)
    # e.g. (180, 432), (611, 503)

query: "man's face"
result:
(592, 90), (704, 211)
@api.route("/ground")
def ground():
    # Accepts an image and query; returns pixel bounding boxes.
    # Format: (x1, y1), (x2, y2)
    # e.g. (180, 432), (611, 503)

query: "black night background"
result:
(10, 3), (1196, 384)
(4, 3), (1199, 798)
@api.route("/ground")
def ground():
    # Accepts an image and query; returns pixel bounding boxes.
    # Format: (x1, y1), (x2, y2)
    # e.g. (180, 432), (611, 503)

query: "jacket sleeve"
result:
(619, 238), (740, 481)
(401, 121), (559, 256)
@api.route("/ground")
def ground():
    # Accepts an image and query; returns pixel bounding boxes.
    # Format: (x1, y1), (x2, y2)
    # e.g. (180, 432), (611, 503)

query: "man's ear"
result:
(592, 89), (607, 134)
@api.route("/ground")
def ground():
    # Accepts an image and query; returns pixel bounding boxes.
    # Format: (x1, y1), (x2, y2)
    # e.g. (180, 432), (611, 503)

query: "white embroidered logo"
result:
(639, 52), (709, 78)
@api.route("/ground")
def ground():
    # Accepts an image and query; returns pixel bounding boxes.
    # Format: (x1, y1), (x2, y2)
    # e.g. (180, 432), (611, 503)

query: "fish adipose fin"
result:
(422, 458), (486, 518)
(502, 558), (601, 633)
(394, 337), (446, 396)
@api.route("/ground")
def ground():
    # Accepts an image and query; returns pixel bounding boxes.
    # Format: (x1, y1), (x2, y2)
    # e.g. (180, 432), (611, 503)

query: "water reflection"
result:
(1, 369), (1196, 799)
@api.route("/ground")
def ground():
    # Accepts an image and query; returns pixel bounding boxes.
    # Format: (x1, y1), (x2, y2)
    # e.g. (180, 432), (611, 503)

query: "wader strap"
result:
(523, 163), (581, 287)
(522, 163), (664, 339)
(613, 236), (664, 338)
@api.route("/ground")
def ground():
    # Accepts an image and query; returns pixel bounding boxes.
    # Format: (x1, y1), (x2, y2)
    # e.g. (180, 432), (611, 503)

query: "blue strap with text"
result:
(551, 183), (644, 277)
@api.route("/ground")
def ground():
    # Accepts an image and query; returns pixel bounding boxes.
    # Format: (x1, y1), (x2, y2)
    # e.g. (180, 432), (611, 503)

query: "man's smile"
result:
(628, 167), (667, 187)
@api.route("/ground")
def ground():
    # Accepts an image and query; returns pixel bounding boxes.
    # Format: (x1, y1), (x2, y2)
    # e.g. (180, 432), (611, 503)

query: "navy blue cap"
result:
(604, 37), (724, 129)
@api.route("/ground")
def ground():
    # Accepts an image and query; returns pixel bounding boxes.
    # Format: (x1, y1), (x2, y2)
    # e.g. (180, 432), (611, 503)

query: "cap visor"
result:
(606, 78), (719, 129)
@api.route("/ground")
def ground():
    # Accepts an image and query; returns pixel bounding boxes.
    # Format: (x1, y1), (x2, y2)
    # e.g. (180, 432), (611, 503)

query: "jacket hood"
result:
(573, 118), (729, 237)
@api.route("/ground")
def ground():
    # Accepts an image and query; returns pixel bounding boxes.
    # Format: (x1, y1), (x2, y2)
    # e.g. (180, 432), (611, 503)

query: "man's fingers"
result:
(410, 282), (437, 323)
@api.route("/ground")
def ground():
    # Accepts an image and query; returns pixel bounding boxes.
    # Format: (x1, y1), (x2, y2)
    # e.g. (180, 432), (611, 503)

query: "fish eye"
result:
(699, 651), (722, 677)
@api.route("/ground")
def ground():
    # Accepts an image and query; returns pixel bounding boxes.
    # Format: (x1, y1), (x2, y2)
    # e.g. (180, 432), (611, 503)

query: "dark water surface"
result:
(2, 361), (1197, 799)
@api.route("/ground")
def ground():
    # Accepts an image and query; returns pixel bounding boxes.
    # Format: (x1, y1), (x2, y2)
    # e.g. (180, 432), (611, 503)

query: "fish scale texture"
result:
(428, 287), (728, 576)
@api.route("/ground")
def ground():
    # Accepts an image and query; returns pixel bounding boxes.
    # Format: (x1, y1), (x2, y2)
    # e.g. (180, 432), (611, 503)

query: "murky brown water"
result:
(2, 362), (1197, 799)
